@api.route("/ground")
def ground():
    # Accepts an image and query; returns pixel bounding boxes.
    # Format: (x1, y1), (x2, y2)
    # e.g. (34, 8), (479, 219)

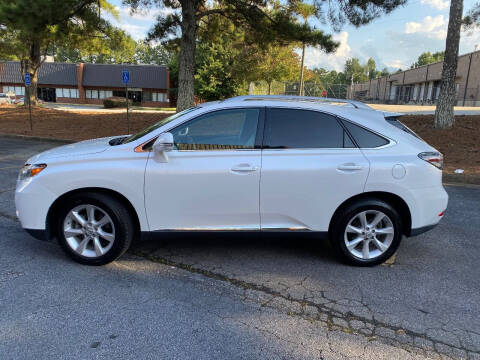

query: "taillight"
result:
(418, 152), (443, 170)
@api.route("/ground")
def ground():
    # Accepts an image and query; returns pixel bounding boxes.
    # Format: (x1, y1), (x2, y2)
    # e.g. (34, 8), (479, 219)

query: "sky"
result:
(108, 0), (480, 72)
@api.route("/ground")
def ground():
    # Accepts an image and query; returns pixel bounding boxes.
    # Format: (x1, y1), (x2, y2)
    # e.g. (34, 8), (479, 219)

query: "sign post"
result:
(122, 70), (130, 133)
(25, 73), (32, 131)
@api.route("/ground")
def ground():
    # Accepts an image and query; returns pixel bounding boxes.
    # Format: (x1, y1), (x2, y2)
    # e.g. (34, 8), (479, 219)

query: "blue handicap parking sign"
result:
(25, 73), (31, 86)
(122, 70), (130, 84)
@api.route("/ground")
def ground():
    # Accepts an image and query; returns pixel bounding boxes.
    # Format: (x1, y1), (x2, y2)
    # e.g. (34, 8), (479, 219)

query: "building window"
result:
(144, 91), (168, 102)
(112, 90), (126, 98)
(4, 85), (25, 95)
(55, 88), (79, 98)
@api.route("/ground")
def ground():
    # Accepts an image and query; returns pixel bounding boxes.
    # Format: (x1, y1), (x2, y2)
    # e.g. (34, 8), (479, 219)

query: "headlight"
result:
(18, 164), (47, 181)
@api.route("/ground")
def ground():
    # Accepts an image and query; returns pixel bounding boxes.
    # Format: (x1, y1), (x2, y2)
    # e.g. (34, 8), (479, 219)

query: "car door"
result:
(144, 107), (263, 231)
(260, 107), (370, 232)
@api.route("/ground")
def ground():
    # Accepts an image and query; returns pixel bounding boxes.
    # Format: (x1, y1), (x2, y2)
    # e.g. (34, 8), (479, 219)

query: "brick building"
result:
(347, 50), (480, 106)
(0, 61), (170, 107)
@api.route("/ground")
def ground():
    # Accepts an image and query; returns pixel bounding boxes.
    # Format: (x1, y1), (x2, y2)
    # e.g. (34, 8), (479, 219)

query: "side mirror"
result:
(153, 132), (174, 153)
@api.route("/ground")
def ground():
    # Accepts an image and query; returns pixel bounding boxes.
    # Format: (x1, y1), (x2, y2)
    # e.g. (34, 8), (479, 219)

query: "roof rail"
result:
(225, 95), (372, 110)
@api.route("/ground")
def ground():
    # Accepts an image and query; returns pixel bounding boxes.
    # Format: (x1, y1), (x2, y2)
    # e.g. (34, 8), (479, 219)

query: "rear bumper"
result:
(409, 185), (448, 229)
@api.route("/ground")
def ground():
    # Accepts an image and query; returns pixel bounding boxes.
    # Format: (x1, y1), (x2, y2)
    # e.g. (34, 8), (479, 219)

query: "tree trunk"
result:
(298, 42), (306, 96)
(20, 41), (41, 106)
(434, 0), (463, 129)
(248, 82), (255, 95)
(268, 82), (272, 95)
(176, 1), (197, 112)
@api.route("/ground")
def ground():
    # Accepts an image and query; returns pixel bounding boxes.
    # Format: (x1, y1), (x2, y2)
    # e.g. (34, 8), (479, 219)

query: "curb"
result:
(0, 133), (74, 144)
(443, 173), (480, 186)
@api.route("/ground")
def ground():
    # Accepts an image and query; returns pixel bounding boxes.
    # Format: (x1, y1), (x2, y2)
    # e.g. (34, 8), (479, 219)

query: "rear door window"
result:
(340, 120), (389, 148)
(264, 108), (355, 149)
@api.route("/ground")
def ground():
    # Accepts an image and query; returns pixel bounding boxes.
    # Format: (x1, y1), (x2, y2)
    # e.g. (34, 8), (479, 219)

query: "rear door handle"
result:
(231, 163), (258, 173)
(337, 163), (364, 171)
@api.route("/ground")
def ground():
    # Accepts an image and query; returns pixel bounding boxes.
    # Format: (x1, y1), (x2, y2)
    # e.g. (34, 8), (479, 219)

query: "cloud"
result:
(117, 23), (148, 40)
(106, 6), (177, 40)
(405, 15), (447, 40)
(303, 31), (352, 71)
(114, 6), (173, 22)
(420, 0), (450, 10)
(385, 59), (408, 70)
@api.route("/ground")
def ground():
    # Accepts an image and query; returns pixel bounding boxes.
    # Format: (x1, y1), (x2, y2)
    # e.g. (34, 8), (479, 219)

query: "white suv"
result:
(15, 96), (448, 266)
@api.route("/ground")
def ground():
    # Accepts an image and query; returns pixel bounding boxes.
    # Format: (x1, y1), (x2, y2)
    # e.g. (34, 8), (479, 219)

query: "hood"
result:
(27, 136), (117, 163)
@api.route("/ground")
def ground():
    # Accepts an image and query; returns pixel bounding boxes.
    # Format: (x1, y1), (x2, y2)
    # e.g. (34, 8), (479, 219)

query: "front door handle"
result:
(337, 163), (364, 171)
(231, 163), (258, 173)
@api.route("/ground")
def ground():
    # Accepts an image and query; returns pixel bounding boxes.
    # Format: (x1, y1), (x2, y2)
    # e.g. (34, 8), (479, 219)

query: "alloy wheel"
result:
(63, 204), (115, 258)
(344, 210), (395, 260)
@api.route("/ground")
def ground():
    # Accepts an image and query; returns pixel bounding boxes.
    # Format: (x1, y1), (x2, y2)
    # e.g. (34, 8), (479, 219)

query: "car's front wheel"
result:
(330, 199), (403, 266)
(56, 192), (134, 265)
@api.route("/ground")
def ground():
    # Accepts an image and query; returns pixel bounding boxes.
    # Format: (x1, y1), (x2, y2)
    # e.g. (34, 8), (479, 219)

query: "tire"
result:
(330, 198), (403, 266)
(56, 192), (134, 265)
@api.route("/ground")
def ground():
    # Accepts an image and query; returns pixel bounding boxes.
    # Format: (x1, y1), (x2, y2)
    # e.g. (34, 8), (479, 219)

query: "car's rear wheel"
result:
(330, 199), (403, 266)
(56, 192), (134, 265)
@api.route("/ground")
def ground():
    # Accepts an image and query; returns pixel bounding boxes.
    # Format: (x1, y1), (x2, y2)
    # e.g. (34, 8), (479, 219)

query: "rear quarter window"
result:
(341, 120), (389, 148)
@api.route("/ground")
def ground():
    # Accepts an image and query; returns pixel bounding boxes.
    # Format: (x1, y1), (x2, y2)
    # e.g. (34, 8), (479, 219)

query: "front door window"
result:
(170, 108), (260, 150)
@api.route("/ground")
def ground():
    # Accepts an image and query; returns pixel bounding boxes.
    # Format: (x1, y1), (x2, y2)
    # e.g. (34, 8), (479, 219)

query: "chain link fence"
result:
(351, 83), (480, 106)
(249, 81), (349, 99)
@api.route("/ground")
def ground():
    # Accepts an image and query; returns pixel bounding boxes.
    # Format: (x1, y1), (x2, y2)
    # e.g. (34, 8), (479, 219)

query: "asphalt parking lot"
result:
(0, 136), (479, 360)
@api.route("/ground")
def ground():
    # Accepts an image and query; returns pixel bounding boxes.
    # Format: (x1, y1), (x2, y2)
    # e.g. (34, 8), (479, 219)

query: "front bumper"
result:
(15, 178), (57, 231)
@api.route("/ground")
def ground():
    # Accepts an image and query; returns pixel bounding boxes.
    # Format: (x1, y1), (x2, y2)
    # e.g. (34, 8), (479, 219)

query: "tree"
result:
(126, 0), (339, 111)
(0, 0), (120, 104)
(295, 3), (316, 96)
(256, 45), (299, 94)
(380, 67), (390, 76)
(463, 2), (480, 28)
(134, 40), (172, 65)
(434, 0), (463, 129)
(195, 41), (242, 100)
(366, 58), (377, 79)
(411, 51), (445, 68)
(53, 28), (137, 64)
(344, 58), (368, 84)
(0, 29), (21, 61)
(126, 0), (404, 111)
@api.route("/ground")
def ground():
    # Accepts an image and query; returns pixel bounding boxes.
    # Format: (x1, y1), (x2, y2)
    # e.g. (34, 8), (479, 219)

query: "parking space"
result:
(1, 136), (479, 359)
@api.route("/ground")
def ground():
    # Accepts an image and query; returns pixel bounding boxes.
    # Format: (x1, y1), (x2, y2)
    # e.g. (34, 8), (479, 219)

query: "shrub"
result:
(103, 97), (131, 108)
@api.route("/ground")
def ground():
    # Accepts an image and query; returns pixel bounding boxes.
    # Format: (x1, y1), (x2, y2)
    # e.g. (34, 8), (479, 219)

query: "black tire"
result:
(330, 198), (403, 266)
(56, 192), (134, 265)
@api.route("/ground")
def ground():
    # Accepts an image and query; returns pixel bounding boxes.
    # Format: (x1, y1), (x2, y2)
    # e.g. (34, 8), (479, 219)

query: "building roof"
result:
(82, 63), (168, 89)
(0, 61), (78, 86)
(0, 61), (169, 89)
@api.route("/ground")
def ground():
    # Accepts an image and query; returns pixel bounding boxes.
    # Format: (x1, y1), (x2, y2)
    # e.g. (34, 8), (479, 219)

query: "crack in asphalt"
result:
(0, 210), (18, 222)
(130, 248), (478, 359)
(0, 210), (476, 358)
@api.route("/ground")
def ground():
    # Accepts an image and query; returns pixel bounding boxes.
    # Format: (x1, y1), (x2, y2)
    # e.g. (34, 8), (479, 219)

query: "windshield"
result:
(122, 107), (199, 144)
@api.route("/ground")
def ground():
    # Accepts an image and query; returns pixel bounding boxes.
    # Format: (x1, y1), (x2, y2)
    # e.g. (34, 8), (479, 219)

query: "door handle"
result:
(337, 163), (364, 171)
(231, 163), (258, 173)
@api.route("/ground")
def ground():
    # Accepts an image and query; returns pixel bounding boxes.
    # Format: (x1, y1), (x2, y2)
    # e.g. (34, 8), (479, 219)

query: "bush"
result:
(103, 97), (131, 108)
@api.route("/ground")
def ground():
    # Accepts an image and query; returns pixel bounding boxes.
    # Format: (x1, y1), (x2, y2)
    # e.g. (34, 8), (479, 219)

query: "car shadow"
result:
(130, 231), (339, 265)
